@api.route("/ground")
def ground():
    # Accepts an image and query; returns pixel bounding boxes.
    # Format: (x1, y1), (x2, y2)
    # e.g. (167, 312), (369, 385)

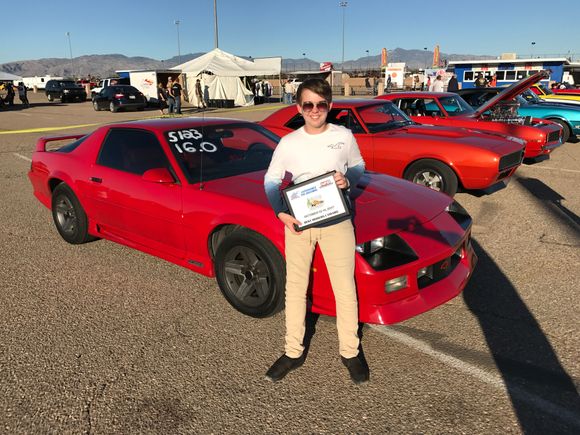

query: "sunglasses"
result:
(301, 100), (329, 112)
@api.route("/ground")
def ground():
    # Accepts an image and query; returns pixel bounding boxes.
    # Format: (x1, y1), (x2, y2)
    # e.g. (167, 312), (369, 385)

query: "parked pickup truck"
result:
(91, 77), (129, 95)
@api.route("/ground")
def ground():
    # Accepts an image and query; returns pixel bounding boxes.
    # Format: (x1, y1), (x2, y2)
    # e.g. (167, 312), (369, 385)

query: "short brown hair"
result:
(296, 78), (332, 104)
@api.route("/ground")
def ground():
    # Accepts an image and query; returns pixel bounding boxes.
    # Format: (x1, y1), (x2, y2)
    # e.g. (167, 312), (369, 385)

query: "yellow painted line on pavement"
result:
(0, 123), (101, 135)
(0, 104), (285, 135)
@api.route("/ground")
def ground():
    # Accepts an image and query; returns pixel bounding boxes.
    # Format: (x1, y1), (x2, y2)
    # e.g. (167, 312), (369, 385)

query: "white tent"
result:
(0, 71), (22, 82)
(173, 48), (281, 107)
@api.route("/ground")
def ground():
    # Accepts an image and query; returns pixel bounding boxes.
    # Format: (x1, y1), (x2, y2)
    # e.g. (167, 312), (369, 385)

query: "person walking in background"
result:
(283, 79), (295, 104)
(263, 78), (368, 385)
(5, 83), (15, 106)
(166, 77), (175, 114)
(475, 73), (486, 88)
(171, 76), (183, 115)
(429, 75), (444, 92)
(195, 79), (206, 109)
(17, 82), (29, 107)
(447, 74), (459, 92)
(489, 74), (497, 87)
(157, 82), (168, 114)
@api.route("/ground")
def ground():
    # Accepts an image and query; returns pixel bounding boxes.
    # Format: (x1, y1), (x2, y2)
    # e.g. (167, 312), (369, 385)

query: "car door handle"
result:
(89, 177), (102, 183)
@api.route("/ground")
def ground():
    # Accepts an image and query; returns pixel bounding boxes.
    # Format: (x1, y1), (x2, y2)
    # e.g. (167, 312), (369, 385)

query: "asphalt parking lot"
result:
(1, 93), (579, 434)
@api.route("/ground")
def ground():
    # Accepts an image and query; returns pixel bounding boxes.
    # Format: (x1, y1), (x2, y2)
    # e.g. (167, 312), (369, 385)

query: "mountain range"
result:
(0, 48), (492, 78)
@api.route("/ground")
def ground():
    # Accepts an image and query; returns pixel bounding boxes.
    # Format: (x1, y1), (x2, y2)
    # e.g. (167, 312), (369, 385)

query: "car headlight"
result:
(445, 200), (472, 230)
(63, 89), (70, 93)
(356, 234), (418, 271)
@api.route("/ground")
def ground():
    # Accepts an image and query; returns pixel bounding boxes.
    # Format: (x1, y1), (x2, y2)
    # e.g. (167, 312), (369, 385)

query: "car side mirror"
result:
(142, 167), (175, 184)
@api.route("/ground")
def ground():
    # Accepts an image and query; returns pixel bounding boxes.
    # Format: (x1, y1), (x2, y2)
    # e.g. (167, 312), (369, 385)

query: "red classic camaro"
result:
(376, 71), (562, 159)
(261, 100), (526, 197)
(29, 118), (476, 325)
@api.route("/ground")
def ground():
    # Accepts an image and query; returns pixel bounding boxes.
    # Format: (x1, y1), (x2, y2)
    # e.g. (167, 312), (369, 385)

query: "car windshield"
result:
(59, 81), (80, 88)
(438, 95), (475, 116)
(538, 84), (553, 95)
(518, 89), (540, 104)
(165, 123), (279, 184)
(356, 102), (413, 133)
(110, 86), (139, 94)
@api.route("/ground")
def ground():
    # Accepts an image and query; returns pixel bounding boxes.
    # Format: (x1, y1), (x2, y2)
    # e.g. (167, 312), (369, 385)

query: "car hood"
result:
(203, 171), (452, 241)
(524, 100), (580, 113)
(473, 70), (549, 118)
(375, 124), (519, 152)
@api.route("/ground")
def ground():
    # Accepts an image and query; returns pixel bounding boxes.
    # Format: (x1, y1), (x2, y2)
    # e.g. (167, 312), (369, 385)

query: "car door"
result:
(86, 127), (186, 260)
(96, 88), (109, 109)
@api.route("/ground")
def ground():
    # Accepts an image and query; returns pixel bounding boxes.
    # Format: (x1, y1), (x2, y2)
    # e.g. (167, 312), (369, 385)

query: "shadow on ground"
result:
(464, 239), (580, 434)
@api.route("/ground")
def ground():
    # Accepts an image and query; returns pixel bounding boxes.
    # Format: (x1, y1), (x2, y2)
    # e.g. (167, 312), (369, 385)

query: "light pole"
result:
(214, 0), (219, 48)
(531, 41), (536, 58)
(340, 1), (347, 72)
(65, 31), (74, 78)
(302, 53), (306, 71)
(174, 20), (182, 65)
(423, 47), (428, 70)
(365, 49), (369, 71)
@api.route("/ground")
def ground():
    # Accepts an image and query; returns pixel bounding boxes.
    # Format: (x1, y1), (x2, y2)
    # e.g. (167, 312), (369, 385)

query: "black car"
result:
(45, 80), (87, 103)
(92, 85), (147, 112)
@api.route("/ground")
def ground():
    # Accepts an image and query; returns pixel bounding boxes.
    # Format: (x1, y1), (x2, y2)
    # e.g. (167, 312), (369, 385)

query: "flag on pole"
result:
(381, 48), (388, 67)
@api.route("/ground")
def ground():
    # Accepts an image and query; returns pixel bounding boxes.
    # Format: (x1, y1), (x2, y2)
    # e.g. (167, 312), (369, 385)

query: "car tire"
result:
(47, 94), (53, 102)
(92, 101), (100, 111)
(51, 183), (95, 244)
(109, 102), (117, 113)
(549, 119), (571, 143)
(215, 228), (285, 318)
(60, 94), (66, 103)
(404, 159), (458, 197)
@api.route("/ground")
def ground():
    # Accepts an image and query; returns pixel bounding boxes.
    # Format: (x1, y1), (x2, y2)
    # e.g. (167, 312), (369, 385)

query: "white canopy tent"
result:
(0, 71), (22, 82)
(173, 48), (281, 107)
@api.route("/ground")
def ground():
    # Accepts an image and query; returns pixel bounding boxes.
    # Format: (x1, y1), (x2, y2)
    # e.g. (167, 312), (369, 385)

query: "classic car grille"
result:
(499, 150), (524, 171)
(547, 130), (561, 143)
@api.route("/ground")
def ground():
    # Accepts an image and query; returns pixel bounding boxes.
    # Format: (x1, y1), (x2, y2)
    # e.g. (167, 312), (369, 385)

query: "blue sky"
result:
(1, 0), (578, 64)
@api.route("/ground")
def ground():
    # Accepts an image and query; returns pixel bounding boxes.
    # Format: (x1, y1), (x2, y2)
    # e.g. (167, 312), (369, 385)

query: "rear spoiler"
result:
(35, 134), (86, 152)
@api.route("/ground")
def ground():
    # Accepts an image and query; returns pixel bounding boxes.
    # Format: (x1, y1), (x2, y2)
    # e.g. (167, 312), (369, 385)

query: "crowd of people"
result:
(0, 82), (30, 108)
(156, 76), (185, 115)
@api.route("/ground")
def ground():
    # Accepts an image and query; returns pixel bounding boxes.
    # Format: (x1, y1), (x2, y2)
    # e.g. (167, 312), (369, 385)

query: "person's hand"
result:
(334, 171), (349, 189)
(277, 212), (302, 234)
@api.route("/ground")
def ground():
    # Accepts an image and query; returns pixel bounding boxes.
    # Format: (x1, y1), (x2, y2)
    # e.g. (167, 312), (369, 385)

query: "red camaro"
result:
(29, 118), (477, 325)
(377, 71), (562, 159)
(261, 100), (525, 197)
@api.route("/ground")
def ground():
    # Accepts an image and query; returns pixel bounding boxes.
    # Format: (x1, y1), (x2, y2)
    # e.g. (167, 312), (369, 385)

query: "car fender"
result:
(544, 115), (572, 128)
(402, 155), (464, 185)
(206, 212), (285, 257)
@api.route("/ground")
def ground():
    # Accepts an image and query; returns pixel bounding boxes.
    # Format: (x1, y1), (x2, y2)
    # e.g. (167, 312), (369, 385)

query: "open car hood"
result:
(472, 70), (549, 118)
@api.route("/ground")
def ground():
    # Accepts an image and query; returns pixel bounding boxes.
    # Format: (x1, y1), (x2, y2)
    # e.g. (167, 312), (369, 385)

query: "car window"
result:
(97, 128), (170, 175)
(356, 102), (412, 132)
(284, 114), (305, 130)
(164, 123), (278, 184)
(438, 95), (474, 116)
(327, 109), (365, 134)
(461, 92), (492, 108)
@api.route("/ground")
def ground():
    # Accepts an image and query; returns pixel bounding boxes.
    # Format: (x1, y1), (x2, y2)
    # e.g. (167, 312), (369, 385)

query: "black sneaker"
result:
(341, 355), (369, 384)
(265, 354), (305, 382)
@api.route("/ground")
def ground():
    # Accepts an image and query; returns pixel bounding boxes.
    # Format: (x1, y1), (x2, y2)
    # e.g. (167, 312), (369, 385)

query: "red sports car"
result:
(28, 118), (476, 325)
(261, 100), (525, 197)
(377, 70), (562, 159)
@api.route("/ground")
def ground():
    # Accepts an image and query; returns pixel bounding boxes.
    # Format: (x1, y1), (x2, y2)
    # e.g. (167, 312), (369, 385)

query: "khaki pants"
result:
(284, 220), (360, 359)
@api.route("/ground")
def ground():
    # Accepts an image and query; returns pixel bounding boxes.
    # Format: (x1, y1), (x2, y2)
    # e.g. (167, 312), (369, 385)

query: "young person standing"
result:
(171, 76), (183, 115)
(263, 78), (368, 384)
